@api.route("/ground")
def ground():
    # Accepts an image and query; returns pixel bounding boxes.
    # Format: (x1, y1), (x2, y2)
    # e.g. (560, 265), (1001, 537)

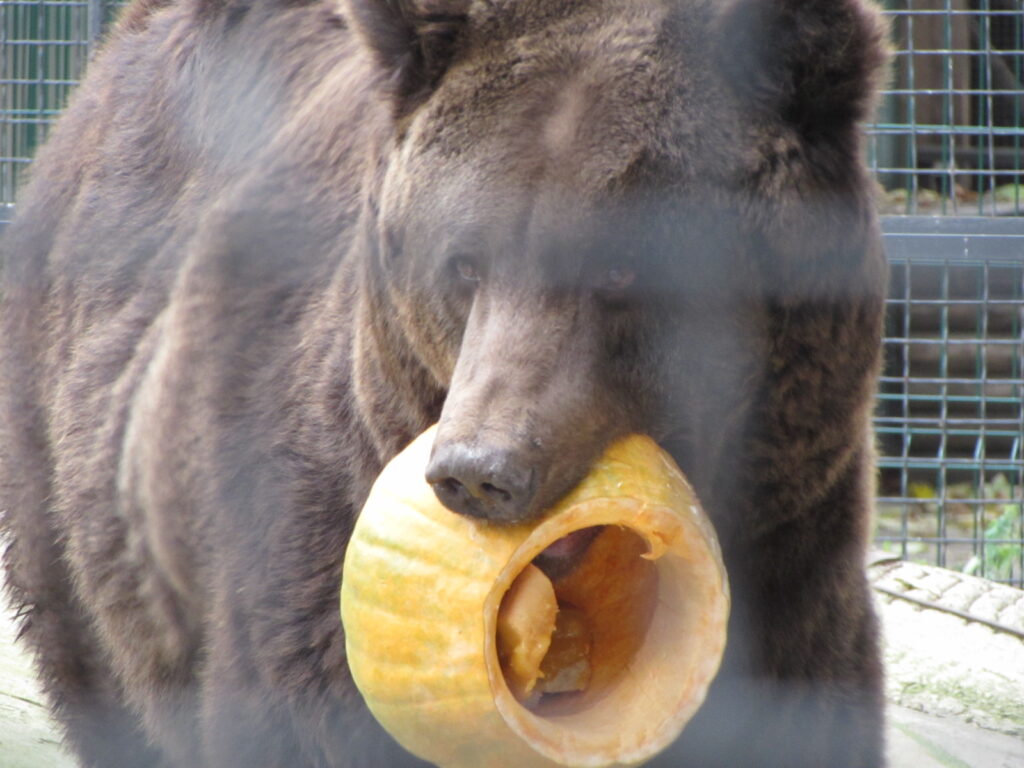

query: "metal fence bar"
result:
(2, 1), (1022, 222)
(87, 0), (103, 53)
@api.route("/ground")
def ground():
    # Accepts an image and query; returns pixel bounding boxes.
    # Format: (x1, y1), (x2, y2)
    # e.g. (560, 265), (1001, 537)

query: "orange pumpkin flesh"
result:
(497, 563), (559, 701)
(533, 603), (592, 696)
(341, 428), (729, 768)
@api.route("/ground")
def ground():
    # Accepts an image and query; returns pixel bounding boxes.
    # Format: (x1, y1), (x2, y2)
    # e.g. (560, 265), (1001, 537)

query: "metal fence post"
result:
(87, 0), (105, 56)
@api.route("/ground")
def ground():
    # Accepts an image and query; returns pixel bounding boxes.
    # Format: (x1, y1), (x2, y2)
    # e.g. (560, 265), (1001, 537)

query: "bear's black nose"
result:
(425, 443), (537, 523)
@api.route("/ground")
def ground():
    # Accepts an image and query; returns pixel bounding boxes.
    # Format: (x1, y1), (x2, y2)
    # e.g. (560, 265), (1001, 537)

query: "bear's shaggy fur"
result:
(1, 0), (890, 765)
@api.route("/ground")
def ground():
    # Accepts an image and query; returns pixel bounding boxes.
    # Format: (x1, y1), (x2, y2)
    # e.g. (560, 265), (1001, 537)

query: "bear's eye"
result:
(452, 256), (481, 285)
(598, 266), (636, 293)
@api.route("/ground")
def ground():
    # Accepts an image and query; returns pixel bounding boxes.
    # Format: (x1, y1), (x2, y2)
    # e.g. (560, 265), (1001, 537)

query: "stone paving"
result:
(870, 555), (1024, 767)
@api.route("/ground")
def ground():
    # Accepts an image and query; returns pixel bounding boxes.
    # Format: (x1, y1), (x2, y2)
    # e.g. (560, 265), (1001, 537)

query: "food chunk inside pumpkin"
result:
(536, 605), (592, 695)
(496, 526), (657, 712)
(495, 564), (558, 701)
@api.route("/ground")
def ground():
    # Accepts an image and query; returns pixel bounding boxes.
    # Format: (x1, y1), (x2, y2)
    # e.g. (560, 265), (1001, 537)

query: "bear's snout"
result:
(425, 441), (538, 523)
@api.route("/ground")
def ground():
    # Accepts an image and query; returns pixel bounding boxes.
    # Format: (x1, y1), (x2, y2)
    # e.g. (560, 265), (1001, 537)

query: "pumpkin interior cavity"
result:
(495, 525), (659, 716)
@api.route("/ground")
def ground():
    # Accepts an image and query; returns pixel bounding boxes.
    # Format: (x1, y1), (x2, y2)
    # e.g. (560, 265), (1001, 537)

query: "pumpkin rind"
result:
(341, 428), (729, 768)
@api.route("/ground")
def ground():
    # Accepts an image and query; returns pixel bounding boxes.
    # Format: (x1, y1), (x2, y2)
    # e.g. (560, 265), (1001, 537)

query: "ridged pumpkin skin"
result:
(341, 428), (729, 768)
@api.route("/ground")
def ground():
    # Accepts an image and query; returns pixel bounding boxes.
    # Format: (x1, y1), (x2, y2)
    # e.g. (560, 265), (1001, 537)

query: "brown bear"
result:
(0, 0), (890, 766)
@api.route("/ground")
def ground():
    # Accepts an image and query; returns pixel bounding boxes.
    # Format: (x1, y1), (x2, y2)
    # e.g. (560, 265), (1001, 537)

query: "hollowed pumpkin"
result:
(340, 427), (729, 768)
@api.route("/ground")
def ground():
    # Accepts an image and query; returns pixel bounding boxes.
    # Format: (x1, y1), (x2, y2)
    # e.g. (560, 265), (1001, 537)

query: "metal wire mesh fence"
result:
(867, 0), (1024, 215)
(879, 219), (1023, 586)
(2, 0), (87, 223)
(1, 1), (1023, 584)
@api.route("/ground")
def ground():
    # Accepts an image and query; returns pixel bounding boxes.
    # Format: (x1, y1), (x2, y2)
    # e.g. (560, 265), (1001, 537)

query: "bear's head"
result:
(344, 0), (889, 528)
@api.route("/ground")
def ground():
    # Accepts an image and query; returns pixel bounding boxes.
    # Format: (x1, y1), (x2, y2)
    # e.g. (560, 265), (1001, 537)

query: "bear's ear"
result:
(344, 0), (469, 113)
(717, 0), (890, 140)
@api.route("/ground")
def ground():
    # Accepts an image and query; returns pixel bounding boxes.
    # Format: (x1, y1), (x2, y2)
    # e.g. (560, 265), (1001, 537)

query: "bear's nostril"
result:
(425, 443), (537, 522)
(480, 482), (511, 503)
(441, 477), (465, 497)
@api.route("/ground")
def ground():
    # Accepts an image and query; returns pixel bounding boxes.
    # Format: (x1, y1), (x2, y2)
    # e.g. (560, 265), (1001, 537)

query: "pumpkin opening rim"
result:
(482, 497), (729, 767)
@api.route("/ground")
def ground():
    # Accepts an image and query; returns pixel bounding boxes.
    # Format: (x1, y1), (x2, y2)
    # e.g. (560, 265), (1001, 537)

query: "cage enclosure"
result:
(1, 0), (1022, 585)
